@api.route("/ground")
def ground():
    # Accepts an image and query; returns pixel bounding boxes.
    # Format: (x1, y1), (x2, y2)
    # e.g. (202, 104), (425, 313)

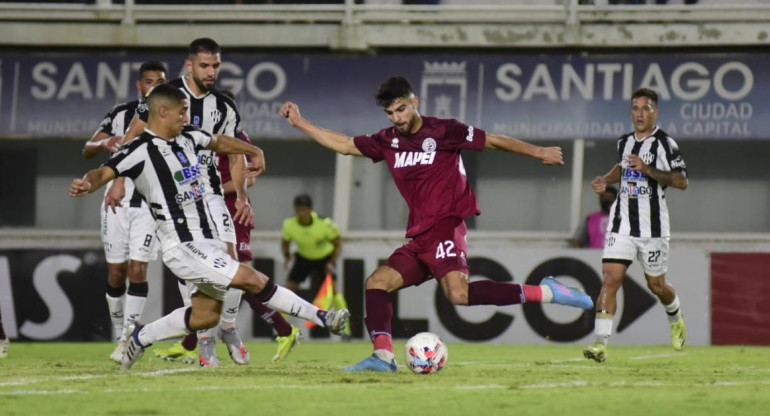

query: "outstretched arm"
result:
(485, 133), (564, 165)
(209, 135), (265, 179)
(69, 166), (116, 197)
(279, 102), (362, 156)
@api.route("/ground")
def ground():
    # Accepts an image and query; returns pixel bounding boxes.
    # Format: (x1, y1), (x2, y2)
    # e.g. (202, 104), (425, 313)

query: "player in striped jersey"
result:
(82, 61), (167, 364)
(584, 88), (689, 363)
(70, 84), (350, 370)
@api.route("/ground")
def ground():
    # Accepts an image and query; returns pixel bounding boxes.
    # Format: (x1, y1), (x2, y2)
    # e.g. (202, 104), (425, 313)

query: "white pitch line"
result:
(631, 352), (689, 360)
(0, 367), (195, 387)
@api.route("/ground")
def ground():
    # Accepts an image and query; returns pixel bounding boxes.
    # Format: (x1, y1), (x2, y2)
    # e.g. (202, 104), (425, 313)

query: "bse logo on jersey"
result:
(173, 165), (201, 185)
(621, 167), (648, 181)
(175, 183), (206, 205)
(622, 182), (652, 199)
(394, 151), (437, 168)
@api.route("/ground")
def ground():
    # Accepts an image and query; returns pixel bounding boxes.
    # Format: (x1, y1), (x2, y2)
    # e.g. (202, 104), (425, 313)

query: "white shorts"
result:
(206, 195), (236, 244)
(602, 232), (669, 277)
(162, 239), (240, 301)
(100, 204), (159, 264)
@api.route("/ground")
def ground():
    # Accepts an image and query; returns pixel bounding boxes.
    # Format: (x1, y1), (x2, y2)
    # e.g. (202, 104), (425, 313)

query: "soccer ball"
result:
(404, 332), (448, 374)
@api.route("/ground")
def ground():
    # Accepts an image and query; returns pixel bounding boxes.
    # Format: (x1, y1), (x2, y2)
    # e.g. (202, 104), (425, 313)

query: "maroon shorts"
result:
(225, 196), (254, 263)
(385, 217), (469, 288)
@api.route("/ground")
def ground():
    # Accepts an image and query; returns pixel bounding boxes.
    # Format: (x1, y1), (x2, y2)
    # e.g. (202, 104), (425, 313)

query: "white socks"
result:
(663, 295), (682, 324)
(123, 294), (147, 340)
(264, 286), (323, 326)
(594, 316), (613, 346)
(105, 293), (125, 341)
(137, 307), (189, 347)
(221, 288), (242, 328)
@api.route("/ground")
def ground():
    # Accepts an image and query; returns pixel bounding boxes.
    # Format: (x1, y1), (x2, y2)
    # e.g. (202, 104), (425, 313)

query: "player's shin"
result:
(123, 281), (148, 340)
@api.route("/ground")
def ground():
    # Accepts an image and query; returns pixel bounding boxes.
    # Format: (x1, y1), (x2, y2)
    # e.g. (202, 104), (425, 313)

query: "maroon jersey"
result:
(217, 130), (254, 261)
(216, 130), (252, 186)
(353, 116), (486, 238)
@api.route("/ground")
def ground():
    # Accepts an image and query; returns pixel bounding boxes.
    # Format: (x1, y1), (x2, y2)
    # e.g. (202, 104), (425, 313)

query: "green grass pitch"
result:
(1, 341), (769, 416)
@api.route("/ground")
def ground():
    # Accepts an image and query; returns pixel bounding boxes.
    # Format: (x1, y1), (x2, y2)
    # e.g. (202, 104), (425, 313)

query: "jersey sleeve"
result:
(444, 118), (486, 151)
(135, 100), (149, 123)
(103, 142), (145, 180)
(184, 126), (213, 150)
(324, 218), (341, 240)
(281, 219), (292, 241)
(353, 130), (387, 162)
(661, 137), (687, 176)
(98, 105), (120, 135)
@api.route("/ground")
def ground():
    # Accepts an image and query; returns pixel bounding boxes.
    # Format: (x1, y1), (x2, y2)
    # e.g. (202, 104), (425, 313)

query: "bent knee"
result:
(443, 287), (468, 305)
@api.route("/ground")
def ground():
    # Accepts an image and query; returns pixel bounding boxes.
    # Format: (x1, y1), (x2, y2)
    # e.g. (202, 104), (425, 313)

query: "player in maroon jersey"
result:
(280, 76), (594, 372)
(215, 117), (302, 363)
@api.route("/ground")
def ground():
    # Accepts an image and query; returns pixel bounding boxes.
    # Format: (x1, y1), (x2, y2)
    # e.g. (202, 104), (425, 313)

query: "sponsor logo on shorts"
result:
(185, 242), (208, 260)
(394, 151), (436, 168)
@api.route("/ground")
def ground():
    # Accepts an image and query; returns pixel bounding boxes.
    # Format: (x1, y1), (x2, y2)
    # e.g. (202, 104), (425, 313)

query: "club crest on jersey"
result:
(209, 109), (222, 124)
(640, 152), (655, 165)
(391, 138), (399, 149)
(422, 138), (437, 153)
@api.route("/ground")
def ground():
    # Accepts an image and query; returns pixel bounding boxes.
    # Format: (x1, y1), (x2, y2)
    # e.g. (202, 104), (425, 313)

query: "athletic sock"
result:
(137, 307), (190, 347)
(243, 292), (292, 337)
(594, 312), (614, 346)
(123, 281), (148, 340)
(262, 285), (323, 327)
(664, 295), (682, 324)
(221, 288), (242, 328)
(364, 289), (393, 353)
(467, 280), (528, 306)
(177, 278), (191, 307)
(105, 283), (126, 341)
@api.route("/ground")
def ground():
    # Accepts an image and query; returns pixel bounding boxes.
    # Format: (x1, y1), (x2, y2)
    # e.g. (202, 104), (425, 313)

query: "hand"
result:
(69, 178), (92, 197)
(102, 136), (123, 153)
(279, 102), (301, 126)
(233, 197), (255, 228)
(538, 146), (564, 165)
(626, 154), (649, 174)
(591, 176), (606, 194)
(325, 261), (336, 276)
(244, 151), (265, 179)
(104, 181), (125, 214)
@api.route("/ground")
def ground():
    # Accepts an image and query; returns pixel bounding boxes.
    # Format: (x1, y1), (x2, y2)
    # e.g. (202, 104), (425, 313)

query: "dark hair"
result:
(189, 37), (221, 56)
(293, 193), (313, 208)
(375, 76), (413, 107)
(139, 61), (167, 76)
(632, 88), (658, 106)
(146, 83), (186, 111)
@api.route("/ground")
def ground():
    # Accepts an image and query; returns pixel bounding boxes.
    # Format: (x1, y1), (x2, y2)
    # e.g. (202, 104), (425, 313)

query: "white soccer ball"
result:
(404, 332), (448, 374)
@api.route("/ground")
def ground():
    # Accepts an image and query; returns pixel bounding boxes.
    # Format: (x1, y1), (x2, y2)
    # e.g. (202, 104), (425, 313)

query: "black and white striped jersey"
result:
(97, 100), (144, 208)
(137, 77), (241, 197)
(608, 126), (688, 238)
(104, 125), (219, 250)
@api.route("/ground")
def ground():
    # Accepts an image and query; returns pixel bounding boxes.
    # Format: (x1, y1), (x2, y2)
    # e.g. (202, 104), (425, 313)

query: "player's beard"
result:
(193, 75), (215, 93)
